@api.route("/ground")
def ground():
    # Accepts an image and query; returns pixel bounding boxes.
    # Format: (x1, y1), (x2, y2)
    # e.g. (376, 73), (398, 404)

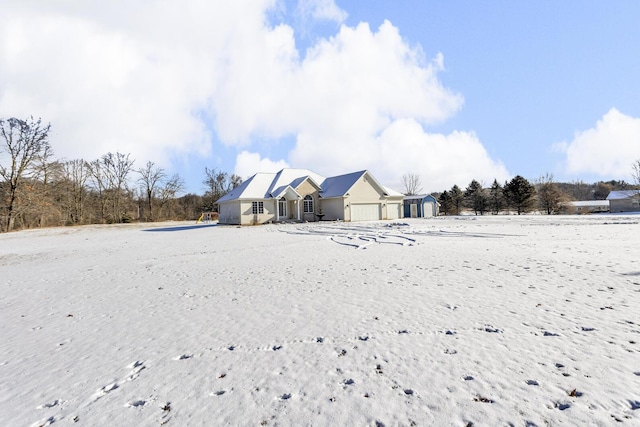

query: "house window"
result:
(303, 195), (314, 213)
(252, 201), (264, 214)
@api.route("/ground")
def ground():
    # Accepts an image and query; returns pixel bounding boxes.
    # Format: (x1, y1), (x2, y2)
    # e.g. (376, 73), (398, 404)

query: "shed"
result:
(403, 194), (439, 218)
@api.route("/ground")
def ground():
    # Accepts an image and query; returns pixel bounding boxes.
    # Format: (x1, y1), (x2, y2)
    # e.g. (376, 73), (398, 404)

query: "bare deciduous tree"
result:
(102, 152), (134, 223)
(61, 159), (89, 224)
(633, 159), (640, 187)
(0, 117), (52, 231)
(159, 174), (185, 219)
(535, 173), (565, 215)
(203, 167), (241, 211)
(136, 161), (166, 221)
(402, 173), (423, 195)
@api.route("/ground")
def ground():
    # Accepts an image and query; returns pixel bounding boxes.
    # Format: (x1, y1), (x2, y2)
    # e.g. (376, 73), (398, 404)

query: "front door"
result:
(410, 204), (418, 218)
(278, 199), (287, 218)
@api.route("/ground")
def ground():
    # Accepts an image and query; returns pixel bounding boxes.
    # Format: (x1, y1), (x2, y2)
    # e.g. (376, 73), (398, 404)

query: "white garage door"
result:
(386, 203), (402, 220)
(423, 202), (435, 217)
(351, 204), (382, 221)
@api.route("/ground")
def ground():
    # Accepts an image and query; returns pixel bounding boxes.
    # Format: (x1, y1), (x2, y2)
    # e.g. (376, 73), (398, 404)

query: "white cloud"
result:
(556, 108), (640, 178)
(290, 118), (509, 192)
(234, 151), (290, 178)
(1, 0), (507, 193)
(296, 0), (348, 23)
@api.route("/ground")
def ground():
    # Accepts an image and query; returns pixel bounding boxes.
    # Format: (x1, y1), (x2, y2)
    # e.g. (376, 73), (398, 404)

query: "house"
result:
(403, 194), (439, 218)
(559, 200), (610, 214)
(607, 190), (640, 213)
(216, 168), (404, 225)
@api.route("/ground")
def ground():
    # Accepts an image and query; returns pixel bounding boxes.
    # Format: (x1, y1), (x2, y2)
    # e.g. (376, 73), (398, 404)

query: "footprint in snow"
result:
(37, 400), (60, 409)
(526, 380), (539, 386)
(174, 354), (192, 360)
(126, 400), (146, 407)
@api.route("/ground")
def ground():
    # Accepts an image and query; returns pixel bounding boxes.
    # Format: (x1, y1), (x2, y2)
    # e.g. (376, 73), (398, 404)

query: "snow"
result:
(1, 216), (639, 426)
(607, 190), (640, 200)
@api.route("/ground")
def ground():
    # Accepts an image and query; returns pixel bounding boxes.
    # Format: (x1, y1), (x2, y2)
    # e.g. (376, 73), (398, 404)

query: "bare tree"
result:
(136, 161), (166, 221)
(0, 117), (52, 231)
(632, 159), (640, 204)
(87, 158), (109, 223)
(102, 152), (134, 223)
(402, 173), (423, 195)
(535, 173), (565, 215)
(633, 159), (640, 187)
(61, 159), (89, 224)
(159, 174), (184, 219)
(203, 167), (239, 210)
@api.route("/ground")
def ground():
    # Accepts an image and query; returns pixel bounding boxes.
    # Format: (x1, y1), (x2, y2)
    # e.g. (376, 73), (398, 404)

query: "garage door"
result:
(423, 202), (435, 217)
(351, 204), (382, 221)
(386, 203), (402, 220)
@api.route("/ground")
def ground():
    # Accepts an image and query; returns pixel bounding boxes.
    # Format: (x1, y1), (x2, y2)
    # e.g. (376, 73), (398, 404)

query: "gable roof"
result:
(606, 190), (640, 200)
(321, 170), (366, 198)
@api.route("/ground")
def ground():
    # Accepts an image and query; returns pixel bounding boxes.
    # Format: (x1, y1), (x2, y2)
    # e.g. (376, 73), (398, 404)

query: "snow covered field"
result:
(1, 215), (639, 426)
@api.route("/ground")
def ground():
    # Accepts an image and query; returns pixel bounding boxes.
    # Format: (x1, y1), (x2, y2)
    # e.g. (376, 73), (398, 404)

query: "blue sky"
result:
(2, 0), (640, 194)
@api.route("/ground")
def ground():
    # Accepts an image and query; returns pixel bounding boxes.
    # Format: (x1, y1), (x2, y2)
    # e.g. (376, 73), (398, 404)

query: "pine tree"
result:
(503, 175), (536, 215)
(489, 179), (504, 214)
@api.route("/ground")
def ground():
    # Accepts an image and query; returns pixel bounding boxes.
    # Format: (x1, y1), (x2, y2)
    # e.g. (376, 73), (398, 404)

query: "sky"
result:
(1, 0), (640, 195)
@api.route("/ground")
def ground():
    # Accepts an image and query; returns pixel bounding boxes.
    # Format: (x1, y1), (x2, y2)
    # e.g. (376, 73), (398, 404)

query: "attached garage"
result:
(350, 203), (382, 221)
(386, 203), (402, 220)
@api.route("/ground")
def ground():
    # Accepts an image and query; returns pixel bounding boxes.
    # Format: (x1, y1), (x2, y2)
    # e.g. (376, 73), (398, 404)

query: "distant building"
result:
(606, 190), (640, 213)
(560, 200), (610, 214)
(403, 194), (439, 218)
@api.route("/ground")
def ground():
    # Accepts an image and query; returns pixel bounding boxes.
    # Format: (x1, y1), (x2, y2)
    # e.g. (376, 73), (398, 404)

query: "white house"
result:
(216, 168), (404, 225)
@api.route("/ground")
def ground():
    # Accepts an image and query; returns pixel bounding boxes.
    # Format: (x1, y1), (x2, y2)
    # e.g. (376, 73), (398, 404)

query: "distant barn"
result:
(607, 190), (640, 213)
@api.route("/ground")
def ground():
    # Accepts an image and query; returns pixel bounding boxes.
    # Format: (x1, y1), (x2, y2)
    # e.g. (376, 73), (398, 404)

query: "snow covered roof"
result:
(606, 190), (640, 200)
(403, 194), (436, 201)
(217, 168), (401, 203)
(565, 200), (610, 207)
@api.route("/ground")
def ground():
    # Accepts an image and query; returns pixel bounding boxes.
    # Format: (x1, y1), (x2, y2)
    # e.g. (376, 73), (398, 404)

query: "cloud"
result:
(234, 151), (290, 178)
(1, 0), (507, 193)
(290, 118), (509, 192)
(296, 0), (348, 23)
(556, 108), (640, 178)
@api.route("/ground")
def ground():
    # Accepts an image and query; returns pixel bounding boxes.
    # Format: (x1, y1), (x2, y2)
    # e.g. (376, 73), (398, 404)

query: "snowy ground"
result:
(1, 215), (639, 426)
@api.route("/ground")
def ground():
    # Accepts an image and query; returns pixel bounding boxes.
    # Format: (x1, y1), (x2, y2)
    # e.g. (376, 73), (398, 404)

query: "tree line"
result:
(403, 165), (640, 216)
(0, 116), (241, 232)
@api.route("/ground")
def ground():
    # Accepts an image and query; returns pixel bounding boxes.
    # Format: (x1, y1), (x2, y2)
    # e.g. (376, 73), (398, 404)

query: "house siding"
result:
(239, 200), (277, 225)
(321, 198), (345, 221)
(296, 180), (320, 222)
(218, 201), (241, 225)
(610, 197), (640, 213)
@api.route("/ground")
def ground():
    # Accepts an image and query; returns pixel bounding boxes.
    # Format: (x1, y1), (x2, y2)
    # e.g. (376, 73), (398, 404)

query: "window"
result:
(303, 195), (314, 213)
(252, 201), (264, 214)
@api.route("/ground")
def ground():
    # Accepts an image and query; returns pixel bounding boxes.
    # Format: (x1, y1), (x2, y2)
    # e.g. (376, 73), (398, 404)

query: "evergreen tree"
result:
(450, 184), (464, 215)
(489, 179), (504, 214)
(503, 175), (536, 215)
(464, 179), (488, 215)
(438, 190), (453, 215)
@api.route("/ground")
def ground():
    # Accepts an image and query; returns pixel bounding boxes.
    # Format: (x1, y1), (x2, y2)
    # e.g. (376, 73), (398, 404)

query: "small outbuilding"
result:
(403, 194), (439, 218)
(607, 190), (640, 213)
(559, 200), (610, 214)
